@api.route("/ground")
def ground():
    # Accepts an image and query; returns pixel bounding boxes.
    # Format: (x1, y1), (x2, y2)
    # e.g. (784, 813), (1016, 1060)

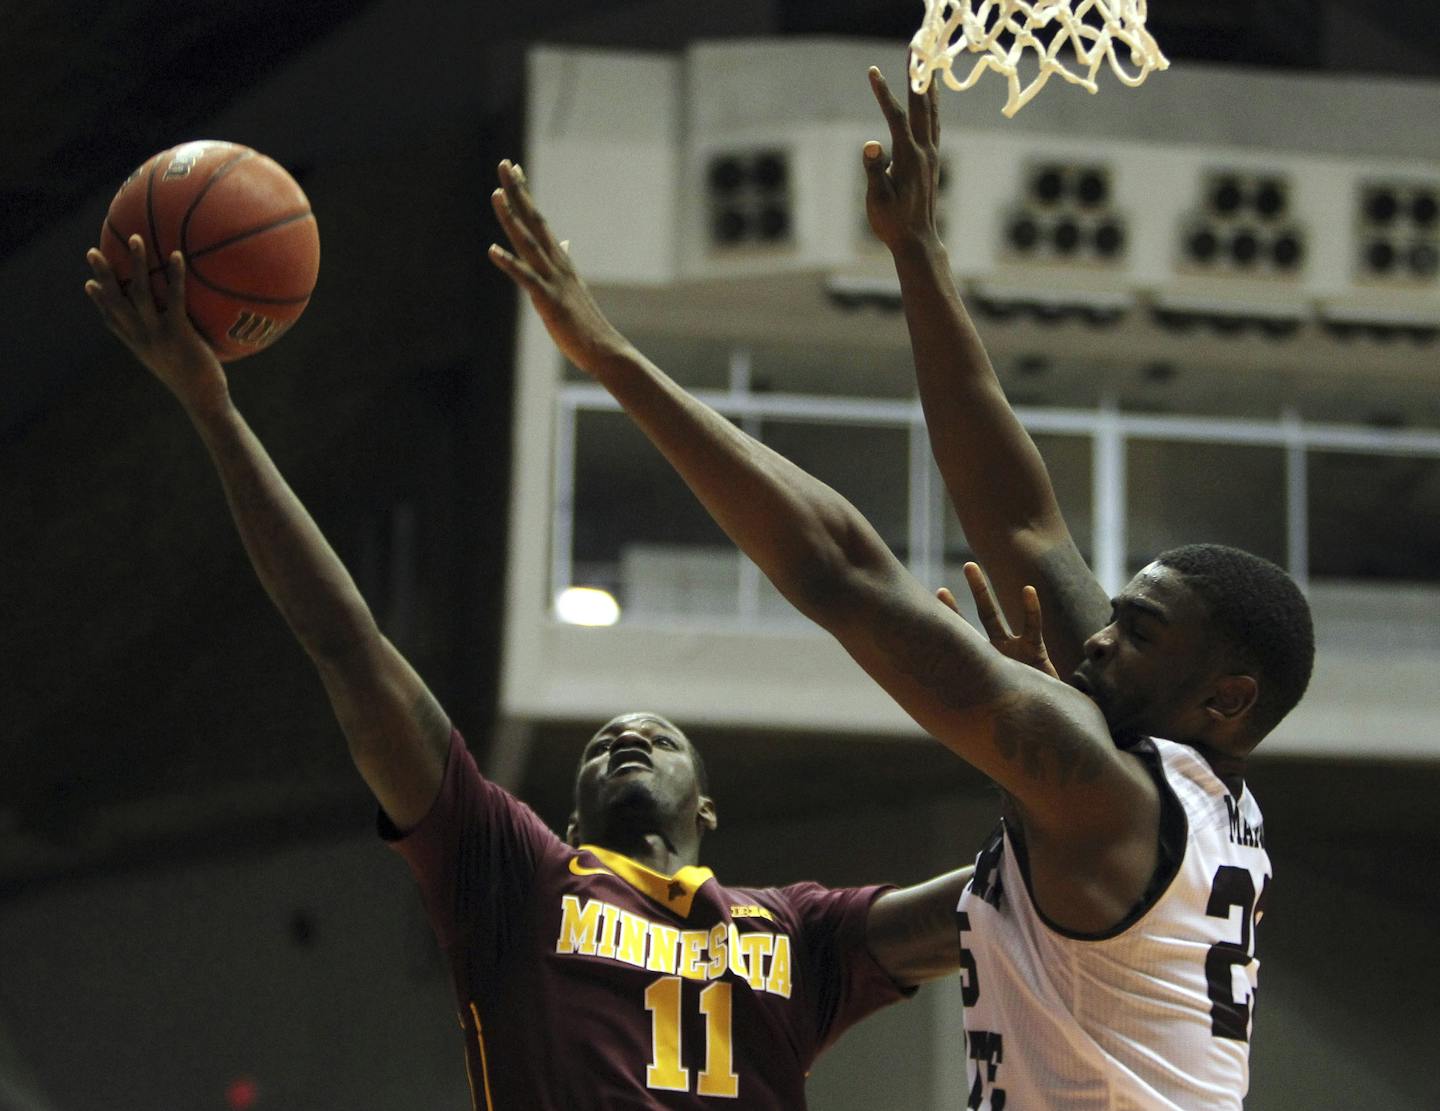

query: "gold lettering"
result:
(596, 903), (623, 960)
(556, 896), (602, 955)
(707, 923), (728, 979)
(679, 930), (709, 980)
(646, 924), (680, 974)
(766, 934), (793, 998)
(737, 933), (773, 991)
(615, 909), (649, 968)
(726, 925), (750, 981)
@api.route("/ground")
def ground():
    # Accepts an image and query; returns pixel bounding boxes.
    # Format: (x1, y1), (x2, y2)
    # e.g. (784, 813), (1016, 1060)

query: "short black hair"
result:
(1156, 544), (1314, 739)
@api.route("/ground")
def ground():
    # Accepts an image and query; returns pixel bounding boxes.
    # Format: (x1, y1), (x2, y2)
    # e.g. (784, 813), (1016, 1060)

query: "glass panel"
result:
(760, 420), (910, 551)
(754, 419), (911, 622)
(1125, 440), (1286, 574)
(1308, 452), (1440, 583)
(571, 410), (738, 618)
(570, 410), (914, 623)
(941, 433), (1095, 577)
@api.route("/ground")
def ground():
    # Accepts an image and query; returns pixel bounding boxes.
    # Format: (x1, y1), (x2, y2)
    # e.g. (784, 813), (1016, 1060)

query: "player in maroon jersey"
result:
(389, 708), (947, 1109)
(83, 237), (1051, 1108)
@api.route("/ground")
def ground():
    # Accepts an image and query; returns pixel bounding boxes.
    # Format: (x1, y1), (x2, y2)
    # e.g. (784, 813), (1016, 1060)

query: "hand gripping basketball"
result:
(85, 237), (230, 413)
(99, 141), (319, 361)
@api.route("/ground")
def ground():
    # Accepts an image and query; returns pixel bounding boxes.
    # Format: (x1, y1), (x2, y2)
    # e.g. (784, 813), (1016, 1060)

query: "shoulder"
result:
(749, 881), (890, 940)
(383, 728), (564, 852)
(1150, 739), (1251, 828)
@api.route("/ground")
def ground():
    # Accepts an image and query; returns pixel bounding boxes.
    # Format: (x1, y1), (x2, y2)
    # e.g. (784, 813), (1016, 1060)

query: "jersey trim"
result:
(574, 844), (715, 918)
(465, 1000), (496, 1111)
(1007, 738), (1189, 943)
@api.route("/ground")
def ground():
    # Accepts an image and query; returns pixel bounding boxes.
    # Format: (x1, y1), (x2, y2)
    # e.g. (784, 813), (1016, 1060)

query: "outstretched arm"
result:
(488, 163), (1153, 862)
(865, 866), (974, 987)
(864, 66), (1110, 677)
(84, 240), (448, 829)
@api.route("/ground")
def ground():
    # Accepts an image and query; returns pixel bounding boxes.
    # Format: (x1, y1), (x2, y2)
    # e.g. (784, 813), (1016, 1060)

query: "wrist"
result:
(589, 338), (646, 381)
(179, 377), (236, 428)
(577, 327), (640, 374)
(888, 234), (948, 266)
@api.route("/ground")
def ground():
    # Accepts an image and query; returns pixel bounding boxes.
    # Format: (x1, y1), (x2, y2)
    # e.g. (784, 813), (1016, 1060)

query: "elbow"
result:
(785, 514), (896, 629)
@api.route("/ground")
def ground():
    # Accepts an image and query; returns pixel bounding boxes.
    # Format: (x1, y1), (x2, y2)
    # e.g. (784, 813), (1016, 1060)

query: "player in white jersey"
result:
(958, 737), (1271, 1108)
(488, 61), (1314, 1107)
(858, 67), (1309, 1107)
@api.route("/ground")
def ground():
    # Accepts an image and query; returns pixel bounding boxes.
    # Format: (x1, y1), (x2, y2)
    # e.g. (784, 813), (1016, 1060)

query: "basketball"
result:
(100, 140), (320, 361)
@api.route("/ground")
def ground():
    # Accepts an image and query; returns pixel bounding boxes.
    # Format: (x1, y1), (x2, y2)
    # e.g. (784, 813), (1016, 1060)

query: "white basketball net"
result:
(910, 0), (1170, 117)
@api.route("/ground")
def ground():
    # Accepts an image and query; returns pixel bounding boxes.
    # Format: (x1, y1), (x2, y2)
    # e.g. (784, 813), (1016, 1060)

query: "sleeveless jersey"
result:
(956, 737), (1271, 1109)
(383, 731), (911, 1110)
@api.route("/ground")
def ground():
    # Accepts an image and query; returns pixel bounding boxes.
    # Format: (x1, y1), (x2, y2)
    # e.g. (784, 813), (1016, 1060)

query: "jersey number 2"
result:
(644, 977), (739, 1098)
(1205, 865), (1270, 1041)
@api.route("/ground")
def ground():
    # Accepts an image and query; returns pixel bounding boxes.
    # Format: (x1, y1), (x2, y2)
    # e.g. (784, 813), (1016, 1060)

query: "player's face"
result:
(571, 713), (711, 845)
(1070, 564), (1224, 744)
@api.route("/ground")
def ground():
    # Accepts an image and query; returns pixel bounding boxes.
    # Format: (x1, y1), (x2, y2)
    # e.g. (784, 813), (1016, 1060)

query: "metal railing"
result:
(552, 348), (1440, 619)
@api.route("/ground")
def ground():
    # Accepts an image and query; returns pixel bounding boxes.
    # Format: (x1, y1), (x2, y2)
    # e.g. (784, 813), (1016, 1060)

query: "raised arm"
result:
(488, 164), (1156, 887)
(863, 67), (1110, 677)
(84, 239), (448, 829)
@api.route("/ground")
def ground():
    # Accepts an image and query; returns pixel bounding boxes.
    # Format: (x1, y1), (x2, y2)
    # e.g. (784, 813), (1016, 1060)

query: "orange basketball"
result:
(100, 141), (320, 361)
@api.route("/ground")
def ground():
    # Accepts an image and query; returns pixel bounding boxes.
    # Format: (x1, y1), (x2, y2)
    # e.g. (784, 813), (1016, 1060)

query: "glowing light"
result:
(555, 586), (621, 626)
(225, 1077), (259, 1111)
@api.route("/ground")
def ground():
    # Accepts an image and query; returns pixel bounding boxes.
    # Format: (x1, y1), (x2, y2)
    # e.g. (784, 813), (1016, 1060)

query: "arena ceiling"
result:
(3, 0), (1439, 897)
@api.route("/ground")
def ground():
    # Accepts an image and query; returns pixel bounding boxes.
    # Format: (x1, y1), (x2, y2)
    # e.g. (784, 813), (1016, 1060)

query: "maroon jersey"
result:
(384, 731), (910, 1110)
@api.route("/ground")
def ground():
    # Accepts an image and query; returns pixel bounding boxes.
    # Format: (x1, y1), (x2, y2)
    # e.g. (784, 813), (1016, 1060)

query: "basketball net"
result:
(910, 0), (1170, 117)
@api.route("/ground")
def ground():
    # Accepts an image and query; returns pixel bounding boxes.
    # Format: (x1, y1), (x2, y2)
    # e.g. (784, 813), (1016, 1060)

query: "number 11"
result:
(644, 976), (740, 1098)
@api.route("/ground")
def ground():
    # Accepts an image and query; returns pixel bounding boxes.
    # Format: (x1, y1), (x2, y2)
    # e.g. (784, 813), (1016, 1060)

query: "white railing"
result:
(552, 356), (1440, 618)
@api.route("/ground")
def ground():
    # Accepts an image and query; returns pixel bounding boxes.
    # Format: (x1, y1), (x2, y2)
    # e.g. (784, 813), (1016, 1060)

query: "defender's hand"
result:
(488, 160), (630, 374)
(938, 562), (1059, 679)
(863, 65), (943, 252)
(85, 238), (228, 414)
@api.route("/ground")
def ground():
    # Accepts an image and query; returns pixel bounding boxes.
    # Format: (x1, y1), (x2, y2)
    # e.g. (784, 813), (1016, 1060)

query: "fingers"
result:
(861, 138), (893, 199)
(867, 67), (913, 152)
(1019, 585), (1058, 678)
(84, 247), (124, 305)
(936, 586), (960, 614)
(498, 159), (562, 259)
(162, 250), (187, 316)
(123, 235), (163, 329)
(1019, 585), (1045, 644)
(487, 243), (543, 292)
(84, 246), (139, 339)
(907, 53), (940, 147)
(963, 562), (1012, 643)
(491, 186), (553, 281)
(908, 82), (930, 148)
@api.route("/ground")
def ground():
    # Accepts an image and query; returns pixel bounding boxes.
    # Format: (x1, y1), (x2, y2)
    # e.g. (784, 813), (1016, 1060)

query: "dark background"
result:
(1, 3), (1439, 1108)
(1, 0), (1436, 916)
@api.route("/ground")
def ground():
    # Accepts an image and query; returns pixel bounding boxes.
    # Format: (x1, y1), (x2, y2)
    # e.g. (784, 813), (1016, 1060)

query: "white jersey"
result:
(956, 737), (1271, 1110)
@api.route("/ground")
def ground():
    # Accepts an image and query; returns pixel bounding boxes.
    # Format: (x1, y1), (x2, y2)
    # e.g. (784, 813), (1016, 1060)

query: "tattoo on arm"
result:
(871, 599), (1104, 788)
(992, 698), (1104, 786)
(871, 605), (995, 713)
